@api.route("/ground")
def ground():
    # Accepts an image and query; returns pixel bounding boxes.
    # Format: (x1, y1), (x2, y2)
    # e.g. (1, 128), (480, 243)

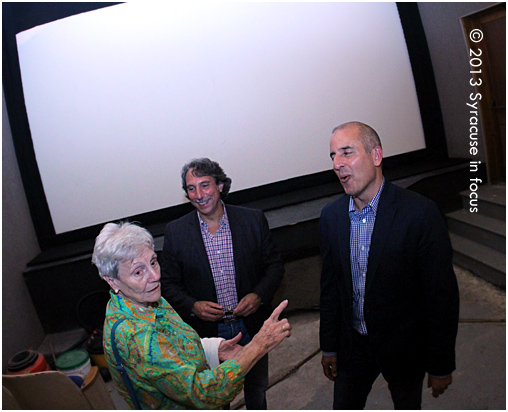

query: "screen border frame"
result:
(2, 2), (447, 251)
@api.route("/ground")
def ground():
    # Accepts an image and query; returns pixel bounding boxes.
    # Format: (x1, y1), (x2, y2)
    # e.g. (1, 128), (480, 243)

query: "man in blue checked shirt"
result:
(319, 122), (459, 409)
(161, 158), (284, 410)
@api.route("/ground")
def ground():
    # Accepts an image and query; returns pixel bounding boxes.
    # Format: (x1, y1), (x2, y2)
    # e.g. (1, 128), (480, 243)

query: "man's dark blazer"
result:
(319, 180), (459, 379)
(161, 204), (284, 339)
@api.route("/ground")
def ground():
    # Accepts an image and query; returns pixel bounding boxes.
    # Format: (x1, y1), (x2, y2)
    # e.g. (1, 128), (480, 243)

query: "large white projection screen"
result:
(17, 2), (425, 234)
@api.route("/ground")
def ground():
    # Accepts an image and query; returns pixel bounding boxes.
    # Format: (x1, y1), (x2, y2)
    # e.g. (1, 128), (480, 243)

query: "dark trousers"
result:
(333, 331), (425, 410)
(218, 320), (269, 410)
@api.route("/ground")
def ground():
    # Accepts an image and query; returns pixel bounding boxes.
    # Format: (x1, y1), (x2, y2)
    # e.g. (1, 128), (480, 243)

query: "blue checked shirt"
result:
(198, 203), (238, 319)
(349, 178), (385, 335)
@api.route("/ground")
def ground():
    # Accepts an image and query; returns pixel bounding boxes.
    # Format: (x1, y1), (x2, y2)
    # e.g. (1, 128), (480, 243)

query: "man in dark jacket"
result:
(319, 122), (459, 409)
(161, 158), (284, 410)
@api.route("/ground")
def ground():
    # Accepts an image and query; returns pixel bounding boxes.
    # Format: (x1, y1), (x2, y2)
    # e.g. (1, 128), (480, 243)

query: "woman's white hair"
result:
(91, 222), (154, 279)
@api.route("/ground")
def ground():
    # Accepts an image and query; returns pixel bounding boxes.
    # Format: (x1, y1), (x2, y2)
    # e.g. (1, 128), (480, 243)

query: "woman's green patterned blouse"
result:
(103, 292), (245, 409)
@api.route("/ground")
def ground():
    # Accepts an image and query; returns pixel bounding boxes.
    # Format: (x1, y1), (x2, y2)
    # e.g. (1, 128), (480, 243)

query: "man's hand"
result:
(427, 374), (453, 398)
(192, 301), (224, 322)
(218, 333), (243, 362)
(233, 293), (262, 317)
(321, 354), (338, 381)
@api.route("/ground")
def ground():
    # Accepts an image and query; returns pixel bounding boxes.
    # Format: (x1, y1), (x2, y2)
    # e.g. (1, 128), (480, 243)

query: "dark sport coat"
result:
(161, 204), (284, 339)
(319, 180), (459, 379)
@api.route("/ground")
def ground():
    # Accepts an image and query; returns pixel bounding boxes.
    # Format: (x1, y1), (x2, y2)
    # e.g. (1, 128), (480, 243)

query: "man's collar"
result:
(349, 177), (385, 215)
(197, 201), (228, 227)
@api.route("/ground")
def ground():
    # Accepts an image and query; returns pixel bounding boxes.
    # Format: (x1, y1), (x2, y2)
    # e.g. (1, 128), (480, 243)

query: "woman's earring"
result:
(114, 289), (119, 294)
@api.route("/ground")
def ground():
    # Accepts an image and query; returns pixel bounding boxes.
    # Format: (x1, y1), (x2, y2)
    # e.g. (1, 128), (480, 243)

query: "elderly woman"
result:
(92, 221), (291, 409)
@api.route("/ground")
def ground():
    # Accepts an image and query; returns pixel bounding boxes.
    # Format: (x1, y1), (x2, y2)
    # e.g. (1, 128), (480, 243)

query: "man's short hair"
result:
(332, 121), (382, 153)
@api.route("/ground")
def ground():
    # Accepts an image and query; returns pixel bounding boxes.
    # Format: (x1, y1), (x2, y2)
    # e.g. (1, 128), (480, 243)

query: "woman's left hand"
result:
(218, 333), (243, 362)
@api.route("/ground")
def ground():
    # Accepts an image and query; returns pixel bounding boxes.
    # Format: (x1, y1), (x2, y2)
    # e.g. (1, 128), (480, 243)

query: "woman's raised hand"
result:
(251, 300), (291, 352)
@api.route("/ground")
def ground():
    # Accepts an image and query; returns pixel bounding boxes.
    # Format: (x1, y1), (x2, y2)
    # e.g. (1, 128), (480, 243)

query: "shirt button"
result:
(362, 273), (366, 277)
(361, 246), (365, 251)
(362, 218), (366, 223)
